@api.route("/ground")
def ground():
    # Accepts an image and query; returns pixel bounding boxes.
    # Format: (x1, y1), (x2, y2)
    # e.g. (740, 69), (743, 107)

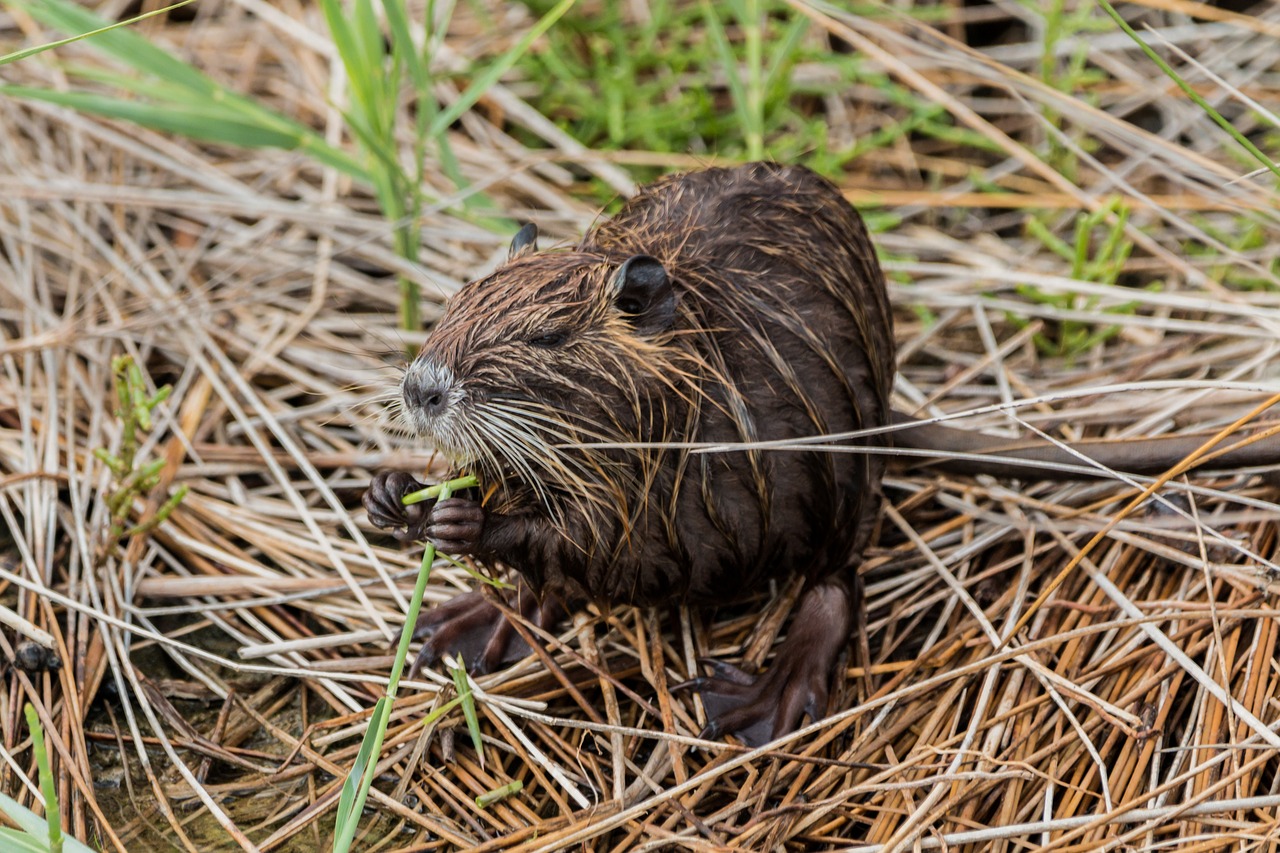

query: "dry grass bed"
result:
(2, 0), (1280, 849)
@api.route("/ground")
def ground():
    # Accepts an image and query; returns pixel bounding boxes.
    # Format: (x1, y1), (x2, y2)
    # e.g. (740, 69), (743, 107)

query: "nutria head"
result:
(400, 227), (695, 526)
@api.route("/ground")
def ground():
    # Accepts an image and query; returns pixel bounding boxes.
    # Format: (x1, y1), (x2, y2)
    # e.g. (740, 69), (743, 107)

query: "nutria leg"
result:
(407, 583), (563, 678)
(684, 578), (853, 747)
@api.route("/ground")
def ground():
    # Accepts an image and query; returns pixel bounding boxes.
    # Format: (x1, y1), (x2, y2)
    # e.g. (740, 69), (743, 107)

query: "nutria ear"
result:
(508, 223), (538, 260)
(612, 255), (675, 335)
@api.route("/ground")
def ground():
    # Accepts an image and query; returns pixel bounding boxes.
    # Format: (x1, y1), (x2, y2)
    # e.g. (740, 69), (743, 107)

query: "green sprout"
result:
(0, 705), (96, 852)
(92, 356), (186, 542)
(1014, 197), (1142, 361)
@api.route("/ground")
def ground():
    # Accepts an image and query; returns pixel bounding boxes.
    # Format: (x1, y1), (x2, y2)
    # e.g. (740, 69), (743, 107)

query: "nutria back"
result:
(401, 163), (894, 606)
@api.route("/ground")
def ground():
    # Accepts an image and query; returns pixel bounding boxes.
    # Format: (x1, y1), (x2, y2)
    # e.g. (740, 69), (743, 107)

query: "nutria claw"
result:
(364, 473), (484, 551)
(672, 658), (754, 693)
(364, 471), (434, 541)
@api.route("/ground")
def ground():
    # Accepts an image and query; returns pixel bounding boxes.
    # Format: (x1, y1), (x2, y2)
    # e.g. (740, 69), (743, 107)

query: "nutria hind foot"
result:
(407, 583), (563, 678)
(681, 579), (854, 747)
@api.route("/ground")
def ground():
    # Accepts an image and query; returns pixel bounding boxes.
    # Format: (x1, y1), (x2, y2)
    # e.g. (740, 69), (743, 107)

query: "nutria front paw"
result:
(423, 497), (485, 554)
(363, 471), (432, 542)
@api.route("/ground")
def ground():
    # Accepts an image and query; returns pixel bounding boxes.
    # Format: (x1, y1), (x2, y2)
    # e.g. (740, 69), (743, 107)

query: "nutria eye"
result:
(528, 332), (567, 348)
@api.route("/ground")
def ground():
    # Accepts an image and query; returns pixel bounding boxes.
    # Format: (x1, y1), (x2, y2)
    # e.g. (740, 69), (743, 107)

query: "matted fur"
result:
(401, 163), (894, 605)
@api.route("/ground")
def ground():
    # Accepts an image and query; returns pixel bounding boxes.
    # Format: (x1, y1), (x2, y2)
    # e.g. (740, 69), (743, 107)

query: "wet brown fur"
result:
(409, 163), (893, 607)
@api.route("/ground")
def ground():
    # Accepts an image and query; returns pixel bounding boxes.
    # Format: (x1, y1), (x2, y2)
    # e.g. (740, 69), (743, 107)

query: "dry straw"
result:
(1, 0), (1280, 849)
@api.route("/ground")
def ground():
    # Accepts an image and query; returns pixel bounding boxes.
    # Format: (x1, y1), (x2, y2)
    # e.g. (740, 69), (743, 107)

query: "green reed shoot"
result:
(332, 473), (477, 852)
(0, 706), (95, 852)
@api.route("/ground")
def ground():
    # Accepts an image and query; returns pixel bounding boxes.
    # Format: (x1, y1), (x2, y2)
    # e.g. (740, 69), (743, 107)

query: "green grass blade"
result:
(762, 14), (808, 108)
(419, 694), (465, 729)
(332, 696), (390, 852)
(1025, 217), (1072, 262)
(0, 86), (304, 147)
(0, 828), (46, 853)
(5, 0), (366, 179)
(426, 0), (576, 138)
(1095, 0), (1280, 180)
(320, 0), (386, 124)
(741, 0), (764, 160)
(318, 0), (367, 95)
(382, 0), (427, 92)
(701, 2), (753, 155)
(62, 63), (231, 103)
(450, 657), (485, 768)
(440, 552), (513, 589)
(0, 0), (196, 66)
(1071, 212), (1089, 279)
(9, 0), (217, 93)
(0, 796), (96, 853)
(352, 0), (388, 100)
(1096, 204), (1130, 265)
(0, 84), (365, 178)
(24, 706), (60, 853)
(0, 792), (46, 839)
(340, 105), (404, 183)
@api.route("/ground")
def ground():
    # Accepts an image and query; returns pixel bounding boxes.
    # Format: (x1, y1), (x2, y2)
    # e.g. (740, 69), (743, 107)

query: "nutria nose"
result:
(404, 380), (449, 418)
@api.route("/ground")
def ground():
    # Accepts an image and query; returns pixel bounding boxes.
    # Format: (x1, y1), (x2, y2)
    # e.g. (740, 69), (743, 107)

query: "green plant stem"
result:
(402, 474), (479, 505)
(334, 473), (475, 850)
(1095, 0), (1280, 180)
(23, 705), (60, 853)
(476, 780), (522, 808)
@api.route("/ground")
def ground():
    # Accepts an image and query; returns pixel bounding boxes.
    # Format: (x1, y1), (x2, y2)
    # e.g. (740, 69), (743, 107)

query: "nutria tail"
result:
(891, 410), (1280, 479)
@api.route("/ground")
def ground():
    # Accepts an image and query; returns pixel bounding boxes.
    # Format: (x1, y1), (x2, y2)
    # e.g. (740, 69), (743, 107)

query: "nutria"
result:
(364, 162), (1280, 746)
